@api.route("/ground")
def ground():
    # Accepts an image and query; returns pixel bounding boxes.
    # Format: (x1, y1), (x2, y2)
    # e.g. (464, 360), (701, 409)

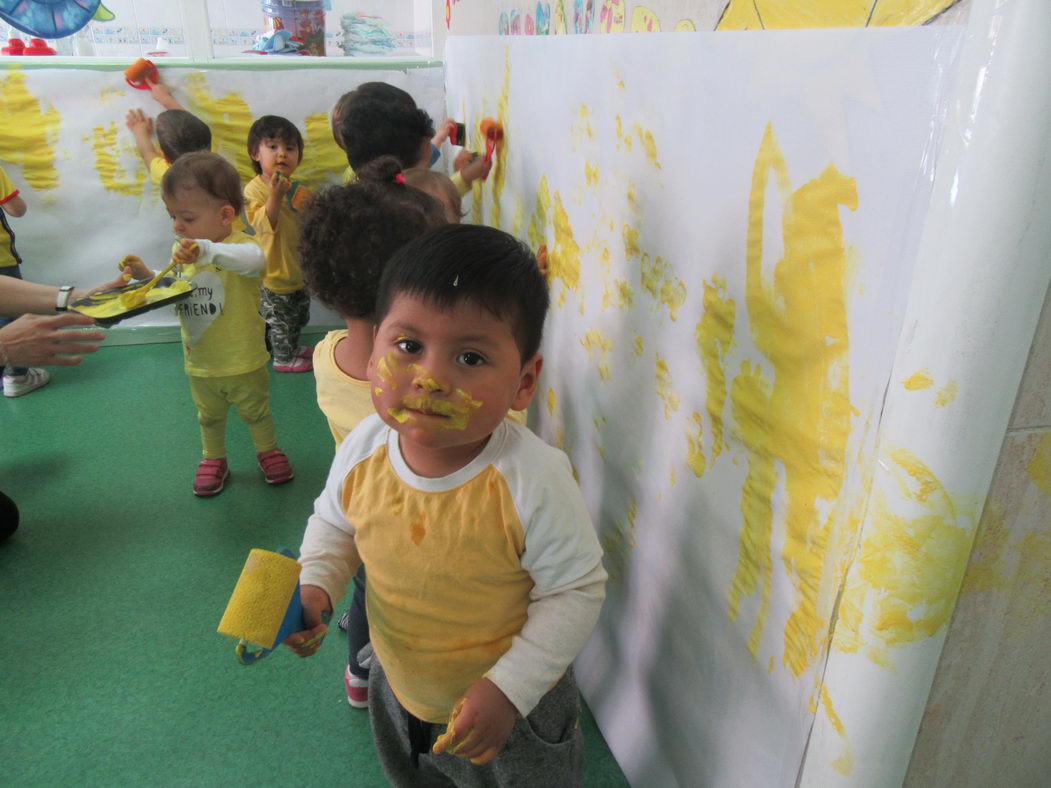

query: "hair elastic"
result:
(393, 173), (405, 184)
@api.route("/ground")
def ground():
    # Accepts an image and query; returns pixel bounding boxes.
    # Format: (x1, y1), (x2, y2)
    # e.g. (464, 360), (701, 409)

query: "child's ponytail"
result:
(355, 155), (406, 187)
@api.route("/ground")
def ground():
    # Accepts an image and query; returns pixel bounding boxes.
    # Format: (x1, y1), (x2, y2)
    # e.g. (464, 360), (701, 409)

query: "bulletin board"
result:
(446, 27), (966, 785)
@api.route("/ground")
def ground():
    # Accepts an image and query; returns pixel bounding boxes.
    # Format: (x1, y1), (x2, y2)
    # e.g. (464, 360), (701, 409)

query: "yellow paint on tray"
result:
(297, 112), (345, 189)
(655, 355), (680, 419)
(0, 69), (61, 190)
(729, 124), (857, 674)
(695, 276), (736, 462)
(902, 370), (934, 390)
(550, 191), (582, 294)
(834, 449), (974, 666)
(634, 124), (661, 169)
(935, 380), (957, 407)
(1026, 433), (1051, 498)
(686, 412), (706, 478)
(183, 72), (255, 182)
(73, 281), (191, 319)
(640, 254), (686, 321)
(717, 0), (959, 29)
(630, 7), (661, 32)
(89, 122), (146, 197)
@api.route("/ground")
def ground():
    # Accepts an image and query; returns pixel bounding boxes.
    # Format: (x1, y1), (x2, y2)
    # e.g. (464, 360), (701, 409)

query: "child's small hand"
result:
(125, 108), (152, 136)
(171, 239), (200, 265)
(270, 170), (292, 199)
(432, 118), (458, 147)
(432, 678), (516, 765)
(457, 151), (492, 184)
(117, 254), (152, 281)
(283, 584), (332, 658)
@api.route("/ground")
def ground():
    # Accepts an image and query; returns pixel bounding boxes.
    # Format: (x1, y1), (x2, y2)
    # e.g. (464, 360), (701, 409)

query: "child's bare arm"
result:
(1, 192), (27, 217)
(125, 109), (160, 167)
(458, 152), (493, 185)
(148, 81), (184, 111)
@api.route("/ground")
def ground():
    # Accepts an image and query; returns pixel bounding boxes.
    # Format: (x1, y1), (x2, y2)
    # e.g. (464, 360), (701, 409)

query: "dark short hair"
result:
(155, 110), (211, 162)
(376, 224), (549, 362)
(340, 98), (435, 170)
(331, 82), (416, 149)
(161, 151), (244, 214)
(298, 156), (447, 319)
(247, 115), (304, 174)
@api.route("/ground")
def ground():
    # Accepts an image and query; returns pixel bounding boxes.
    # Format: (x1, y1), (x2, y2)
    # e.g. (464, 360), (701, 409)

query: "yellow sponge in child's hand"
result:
(217, 549), (301, 649)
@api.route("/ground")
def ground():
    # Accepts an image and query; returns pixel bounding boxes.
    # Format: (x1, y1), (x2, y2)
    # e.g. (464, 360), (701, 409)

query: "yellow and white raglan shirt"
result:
(244, 175), (310, 294)
(0, 166), (23, 270)
(174, 230), (269, 377)
(299, 415), (607, 723)
(313, 329), (378, 446)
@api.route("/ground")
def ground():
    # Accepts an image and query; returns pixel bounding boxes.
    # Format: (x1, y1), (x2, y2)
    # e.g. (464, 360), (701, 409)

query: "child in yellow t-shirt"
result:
(244, 115), (313, 373)
(120, 152), (293, 497)
(125, 79), (211, 186)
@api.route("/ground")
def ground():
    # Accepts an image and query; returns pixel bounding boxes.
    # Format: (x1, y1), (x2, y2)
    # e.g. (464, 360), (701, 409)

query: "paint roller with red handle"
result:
(480, 118), (504, 164)
(124, 58), (160, 90)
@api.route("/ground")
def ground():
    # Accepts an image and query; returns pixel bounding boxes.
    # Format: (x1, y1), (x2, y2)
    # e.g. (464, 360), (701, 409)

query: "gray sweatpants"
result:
(259, 287), (310, 364)
(369, 657), (584, 787)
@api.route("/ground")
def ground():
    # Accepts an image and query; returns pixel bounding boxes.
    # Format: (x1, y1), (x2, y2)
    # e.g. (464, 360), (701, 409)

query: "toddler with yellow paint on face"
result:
(285, 224), (606, 785)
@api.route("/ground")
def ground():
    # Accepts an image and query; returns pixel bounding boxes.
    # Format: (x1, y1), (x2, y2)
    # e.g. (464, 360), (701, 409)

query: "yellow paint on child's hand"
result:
(902, 370), (934, 390)
(0, 69), (61, 190)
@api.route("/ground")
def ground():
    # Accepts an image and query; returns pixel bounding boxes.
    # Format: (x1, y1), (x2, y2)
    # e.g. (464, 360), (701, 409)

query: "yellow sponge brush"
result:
(218, 548), (302, 659)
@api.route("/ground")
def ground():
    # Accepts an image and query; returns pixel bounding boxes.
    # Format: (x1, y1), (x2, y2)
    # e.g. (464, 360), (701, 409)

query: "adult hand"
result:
(0, 313), (105, 366)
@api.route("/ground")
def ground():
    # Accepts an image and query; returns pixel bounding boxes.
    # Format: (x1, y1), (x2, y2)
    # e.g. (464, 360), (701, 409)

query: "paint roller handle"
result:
(282, 583), (332, 658)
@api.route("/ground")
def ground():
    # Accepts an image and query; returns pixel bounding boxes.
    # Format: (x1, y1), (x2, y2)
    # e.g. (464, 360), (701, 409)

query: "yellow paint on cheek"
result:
(686, 412), (706, 478)
(729, 124), (856, 674)
(695, 275), (736, 461)
(640, 254), (686, 321)
(655, 355), (679, 418)
(902, 370), (934, 390)
(183, 72), (255, 182)
(377, 352), (398, 385)
(297, 112), (345, 188)
(1026, 433), (1051, 497)
(89, 122), (146, 196)
(0, 69), (61, 190)
(935, 380), (957, 407)
(388, 408), (411, 423)
(546, 387), (557, 416)
(550, 191), (582, 293)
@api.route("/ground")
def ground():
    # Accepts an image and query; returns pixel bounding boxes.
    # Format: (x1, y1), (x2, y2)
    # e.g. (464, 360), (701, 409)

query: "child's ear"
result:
(510, 353), (543, 412)
(220, 204), (235, 226)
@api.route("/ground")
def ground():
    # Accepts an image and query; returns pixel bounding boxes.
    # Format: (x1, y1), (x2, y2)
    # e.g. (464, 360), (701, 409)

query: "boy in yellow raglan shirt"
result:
(244, 115), (313, 373)
(286, 224), (606, 785)
(121, 152), (293, 496)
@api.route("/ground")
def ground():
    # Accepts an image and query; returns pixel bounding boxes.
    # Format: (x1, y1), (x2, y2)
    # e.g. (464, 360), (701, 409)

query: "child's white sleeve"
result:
(192, 238), (264, 276)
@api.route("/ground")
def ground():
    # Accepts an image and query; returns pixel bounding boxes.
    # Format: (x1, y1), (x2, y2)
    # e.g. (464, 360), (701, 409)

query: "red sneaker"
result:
(344, 664), (368, 708)
(193, 458), (229, 497)
(257, 448), (294, 484)
(294, 345), (315, 359)
(273, 357), (313, 373)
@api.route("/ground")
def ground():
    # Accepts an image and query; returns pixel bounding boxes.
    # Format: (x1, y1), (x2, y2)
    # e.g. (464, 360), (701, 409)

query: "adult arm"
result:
(0, 313), (105, 367)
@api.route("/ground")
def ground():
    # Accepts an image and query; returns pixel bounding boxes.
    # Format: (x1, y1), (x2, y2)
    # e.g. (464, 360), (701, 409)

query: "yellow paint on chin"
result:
(183, 73), (255, 182)
(729, 124), (857, 673)
(90, 122), (146, 196)
(695, 276), (736, 462)
(297, 112), (345, 189)
(655, 355), (679, 418)
(902, 370), (934, 390)
(0, 70), (61, 191)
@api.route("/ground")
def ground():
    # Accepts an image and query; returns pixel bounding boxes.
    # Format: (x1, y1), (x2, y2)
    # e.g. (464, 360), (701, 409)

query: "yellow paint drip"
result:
(633, 124), (661, 169)
(550, 191), (582, 293)
(729, 124), (857, 674)
(717, 0), (958, 29)
(0, 69), (61, 190)
(695, 276), (736, 462)
(183, 72), (255, 183)
(686, 412), (706, 478)
(935, 380), (957, 407)
(1026, 433), (1051, 498)
(90, 122), (146, 197)
(297, 112), (345, 189)
(655, 355), (679, 419)
(640, 254), (686, 321)
(835, 449), (974, 665)
(902, 370), (934, 391)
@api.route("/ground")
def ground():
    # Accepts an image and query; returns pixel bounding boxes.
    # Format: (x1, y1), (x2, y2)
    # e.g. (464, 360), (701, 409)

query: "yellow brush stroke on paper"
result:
(630, 7), (661, 32)
(581, 330), (613, 380)
(528, 175), (550, 251)
(98, 86), (126, 105)
(89, 122), (146, 197)
(574, 105), (594, 142)
(674, 19), (696, 31)
(622, 225), (640, 260)
(602, 279), (633, 311)
(297, 112), (344, 189)
(584, 162), (600, 187)
(835, 449), (973, 667)
(1027, 433), (1051, 498)
(820, 686), (854, 775)
(553, 0), (568, 34)
(633, 335), (644, 357)
(546, 387), (557, 416)
(634, 124), (661, 169)
(902, 370), (934, 390)
(0, 70), (61, 190)
(600, 0), (626, 33)
(695, 276), (736, 462)
(935, 380), (957, 407)
(615, 115), (633, 153)
(640, 254), (686, 321)
(686, 412), (706, 478)
(601, 498), (637, 583)
(655, 355), (680, 419)
(183, 72), (255, 183)
(488, 47), (512, 231)
(717, 0), (959, 29)
(550, 191), (582, 302)
(728, 124), (856, 673)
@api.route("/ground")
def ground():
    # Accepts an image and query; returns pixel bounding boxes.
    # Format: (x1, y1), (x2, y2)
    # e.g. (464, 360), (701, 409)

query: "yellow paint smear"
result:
(73, 281), (190, 319)
(820, 686), (854, 775)
(633, 124), (661, 169)
(902, 370), (934, 391)
(574, 104), (594, 142)
(601, 498), (637, 583)
(90, 122), (146, 197)
(695, 276), (736, 462)
(640, 254), (686, 321)
(546, 387), (557, 416)
(602, 279), (633, 311)
(686, 412), (706, 478)
(0, 69), (61, 190)
(674, 19), (697, 31)
(633, 335), (644, 357)
(729, 124), (856, 673)
(183, 72), (255, 183)
(584, 162), (600, 187)
(550, 191), (582, 295)
(297, 112), (345, 190)
(717, 0), (959, 29)
(410, 511), (427, 545)
(622, 225), (640, 260)
(1026, 433), (1051, 498)
(835, 449), (973, 666)
(655, 355), (679, 419)
(935, 380), (957, 407)
(581, 330), (613, 381)
(489, 47), (512, 231)
(528, 175), (550, 251)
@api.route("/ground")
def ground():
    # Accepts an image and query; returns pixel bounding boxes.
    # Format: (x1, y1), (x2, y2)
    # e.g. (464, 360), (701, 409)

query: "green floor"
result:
(1, 339), (628, 787)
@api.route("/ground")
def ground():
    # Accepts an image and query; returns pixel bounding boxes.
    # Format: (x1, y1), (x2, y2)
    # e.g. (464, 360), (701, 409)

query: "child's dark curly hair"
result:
(298, 155), (447, 319)
(331, 82), (416, 149)
(339, 98), (435, 170)
(155, 110), (211, 162)
(246, 115), (304, 174)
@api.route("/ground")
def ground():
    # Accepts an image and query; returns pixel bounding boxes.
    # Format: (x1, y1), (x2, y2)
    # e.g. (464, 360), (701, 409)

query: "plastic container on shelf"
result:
(261, 0), (325, 56)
